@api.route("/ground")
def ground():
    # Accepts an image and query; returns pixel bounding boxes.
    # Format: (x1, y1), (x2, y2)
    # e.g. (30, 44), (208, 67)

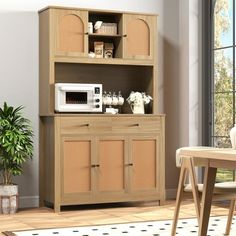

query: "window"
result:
(204, 0), (235, 181)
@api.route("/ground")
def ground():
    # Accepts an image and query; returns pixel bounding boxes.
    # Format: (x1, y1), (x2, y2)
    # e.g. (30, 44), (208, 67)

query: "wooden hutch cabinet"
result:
(39, 6), (165, 212)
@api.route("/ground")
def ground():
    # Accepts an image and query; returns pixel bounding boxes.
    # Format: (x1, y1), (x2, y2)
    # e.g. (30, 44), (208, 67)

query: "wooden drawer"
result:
(111, 116), (161, 134)
(60, 117), (112, 134)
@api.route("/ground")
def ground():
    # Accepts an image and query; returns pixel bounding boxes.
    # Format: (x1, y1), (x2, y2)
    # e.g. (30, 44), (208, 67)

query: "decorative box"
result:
(94, 41), (104, 58)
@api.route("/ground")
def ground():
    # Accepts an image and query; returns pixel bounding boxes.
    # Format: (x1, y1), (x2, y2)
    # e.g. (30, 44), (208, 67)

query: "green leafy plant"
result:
(0, 102), (33, 185)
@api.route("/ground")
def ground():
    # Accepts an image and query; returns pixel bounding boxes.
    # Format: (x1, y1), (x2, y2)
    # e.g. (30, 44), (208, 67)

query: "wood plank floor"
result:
(0, 200), (232, 235)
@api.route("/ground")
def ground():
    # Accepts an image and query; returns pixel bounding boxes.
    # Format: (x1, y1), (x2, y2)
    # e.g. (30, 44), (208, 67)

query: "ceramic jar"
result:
(88, 22), (93, 34)
(131, 102), (144, 114)
(230, 124), (236, 149)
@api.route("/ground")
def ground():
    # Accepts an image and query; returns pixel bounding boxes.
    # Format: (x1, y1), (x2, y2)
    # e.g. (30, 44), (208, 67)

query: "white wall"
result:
(163, 0), (202, 197)
(0, 11), (39, 207)
(0, 0), (164, 208)
(0, 0), (159, 13)
(179, 0), (202, 147)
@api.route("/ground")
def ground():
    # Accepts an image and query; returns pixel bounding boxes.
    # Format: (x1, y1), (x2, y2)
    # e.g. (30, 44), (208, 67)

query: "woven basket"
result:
(95, 23), (117, 35)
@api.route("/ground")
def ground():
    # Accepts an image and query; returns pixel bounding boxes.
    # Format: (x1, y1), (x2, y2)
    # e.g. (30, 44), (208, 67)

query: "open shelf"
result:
(54, 57), (154, 66)
(89, 33), (123, 38)
(55, 62), (154, 114)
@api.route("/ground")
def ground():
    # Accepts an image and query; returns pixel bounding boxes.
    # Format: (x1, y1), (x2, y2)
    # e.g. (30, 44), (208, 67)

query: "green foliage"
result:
(214, 0), (230, 48)
(213, 0), (233, 144)
(0, 102), (33, 185)
(213, 0), (234, 181)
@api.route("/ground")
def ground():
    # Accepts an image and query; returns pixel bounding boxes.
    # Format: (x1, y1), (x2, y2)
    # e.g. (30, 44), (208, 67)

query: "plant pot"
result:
(0, 184), (18, 214)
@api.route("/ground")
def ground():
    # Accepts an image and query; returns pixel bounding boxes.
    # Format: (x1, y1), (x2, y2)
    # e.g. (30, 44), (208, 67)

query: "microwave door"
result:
(65, 90), (93, 111)
(65, 91), (87, 105)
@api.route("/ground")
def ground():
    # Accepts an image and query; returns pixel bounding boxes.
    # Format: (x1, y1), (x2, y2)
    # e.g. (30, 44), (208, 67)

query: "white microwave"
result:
(55, 83), (103, 112)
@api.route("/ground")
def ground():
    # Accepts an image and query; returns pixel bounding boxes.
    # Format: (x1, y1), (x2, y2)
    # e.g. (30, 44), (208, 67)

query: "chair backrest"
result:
(176, 148), (182, 168)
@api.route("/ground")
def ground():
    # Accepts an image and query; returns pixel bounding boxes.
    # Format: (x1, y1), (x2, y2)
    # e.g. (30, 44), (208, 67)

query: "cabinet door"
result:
(129, 137), (158, 191)
(97, 138), (126, 193)
(123, 14), (156, 60)
(53, 9), (88, 57)
(61, 136), (94, 202)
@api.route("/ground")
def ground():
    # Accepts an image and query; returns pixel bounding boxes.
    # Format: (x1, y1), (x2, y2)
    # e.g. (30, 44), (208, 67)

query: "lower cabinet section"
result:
(39, 115), (165, 212)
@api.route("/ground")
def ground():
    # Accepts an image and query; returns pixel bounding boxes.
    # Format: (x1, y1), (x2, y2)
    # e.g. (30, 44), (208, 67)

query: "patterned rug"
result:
(3, 216), (236, 236)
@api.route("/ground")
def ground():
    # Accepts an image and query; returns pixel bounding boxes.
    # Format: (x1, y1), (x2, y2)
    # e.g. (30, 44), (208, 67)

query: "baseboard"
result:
(19, 195), (39, 208)
(165, 188), (177, 200)
(18, 191), (177, 209)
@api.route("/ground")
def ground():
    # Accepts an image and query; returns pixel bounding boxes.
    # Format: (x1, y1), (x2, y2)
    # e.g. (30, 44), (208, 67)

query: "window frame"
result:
(202, 0), (213, 146)
(203, 0), (235, 182)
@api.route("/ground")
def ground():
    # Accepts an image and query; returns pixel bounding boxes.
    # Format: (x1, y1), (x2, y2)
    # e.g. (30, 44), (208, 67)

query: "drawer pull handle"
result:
(91, 164), (100, 168)
(127, 163), (133, 166)
(131, 124), (139, 127)
(80, 124), (90, 127)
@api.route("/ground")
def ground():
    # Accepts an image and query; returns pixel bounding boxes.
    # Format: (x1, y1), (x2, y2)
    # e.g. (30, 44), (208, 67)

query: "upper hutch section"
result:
(39, 6), (157, 115)
(39, 6), (157, 61)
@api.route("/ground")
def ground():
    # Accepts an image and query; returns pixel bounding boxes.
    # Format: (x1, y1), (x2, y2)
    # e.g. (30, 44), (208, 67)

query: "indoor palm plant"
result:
(0, 102), (33, 214)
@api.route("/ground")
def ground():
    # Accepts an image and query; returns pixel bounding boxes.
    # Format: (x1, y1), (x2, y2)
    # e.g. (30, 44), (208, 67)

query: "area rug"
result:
(3, 216), (236, 236)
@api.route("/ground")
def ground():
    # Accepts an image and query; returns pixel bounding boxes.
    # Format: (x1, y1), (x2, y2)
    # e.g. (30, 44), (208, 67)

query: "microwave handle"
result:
(60, 86), (90, 91)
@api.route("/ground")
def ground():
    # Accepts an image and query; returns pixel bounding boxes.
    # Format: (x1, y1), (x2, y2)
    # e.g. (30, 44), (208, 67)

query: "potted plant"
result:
(126, 91), (152, 114)
(0, 102), (33, 214)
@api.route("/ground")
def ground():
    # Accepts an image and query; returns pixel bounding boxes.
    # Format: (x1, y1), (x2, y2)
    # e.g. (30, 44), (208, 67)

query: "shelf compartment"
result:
(88, 12), (122, 35)
(89, 35), (122, 58)
(55, 62), (154, 114)
(88, 11), (123, 59)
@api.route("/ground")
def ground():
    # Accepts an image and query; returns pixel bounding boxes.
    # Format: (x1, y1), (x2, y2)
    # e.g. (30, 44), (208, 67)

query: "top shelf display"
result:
(89, 11), (121, 35)
(39, 6), (158, 115)
(40, 7), (156, 61)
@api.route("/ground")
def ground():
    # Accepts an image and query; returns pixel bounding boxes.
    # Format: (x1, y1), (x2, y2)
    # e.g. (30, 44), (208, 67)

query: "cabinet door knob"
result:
(85, 32), (89, 35)
(127, 163), (133, 166)
(123, 34), (127, 37)
(91, 164), (100, 168)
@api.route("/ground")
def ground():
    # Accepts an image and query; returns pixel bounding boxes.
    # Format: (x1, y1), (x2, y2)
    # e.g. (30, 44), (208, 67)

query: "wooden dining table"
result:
(172, 147), (236, 236)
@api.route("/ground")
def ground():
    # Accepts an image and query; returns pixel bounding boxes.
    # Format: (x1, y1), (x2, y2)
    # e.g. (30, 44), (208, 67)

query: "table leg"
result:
(198, 165), (217, 236)
(188, 158), (201, 221)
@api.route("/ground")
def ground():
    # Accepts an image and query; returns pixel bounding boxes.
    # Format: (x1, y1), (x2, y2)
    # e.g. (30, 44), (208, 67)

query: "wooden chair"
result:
(171, 147), (236, 236)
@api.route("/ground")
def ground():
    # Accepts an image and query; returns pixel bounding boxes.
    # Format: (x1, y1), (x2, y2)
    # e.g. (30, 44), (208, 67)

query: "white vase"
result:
(131, 102), (144, 114)
(230, 124), (236, 149)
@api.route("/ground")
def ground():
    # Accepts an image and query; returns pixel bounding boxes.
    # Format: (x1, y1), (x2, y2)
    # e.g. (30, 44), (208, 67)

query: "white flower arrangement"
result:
(126, 91), (152, 105)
